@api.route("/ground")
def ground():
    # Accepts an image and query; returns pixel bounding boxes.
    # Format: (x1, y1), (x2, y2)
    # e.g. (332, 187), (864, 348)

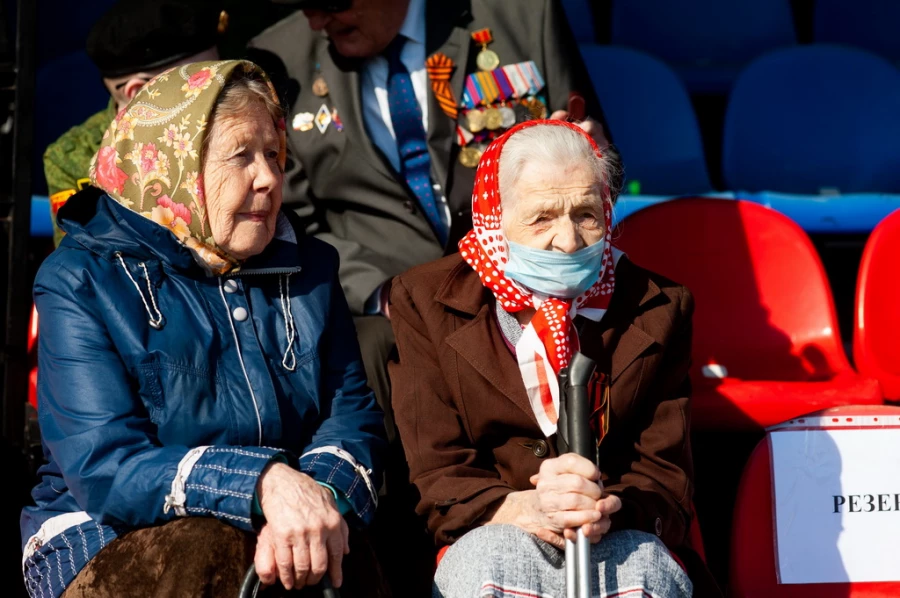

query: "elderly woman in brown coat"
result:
(389, 121), (715, 597)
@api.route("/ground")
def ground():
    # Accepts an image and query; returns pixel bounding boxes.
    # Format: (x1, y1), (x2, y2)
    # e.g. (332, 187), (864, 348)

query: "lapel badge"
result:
(315, 103), (332, 134)
(292, 111), (315, 132)
(312, 63), (329, 97)
(312, 75), (329, 97)
(331, 107), (343, 132)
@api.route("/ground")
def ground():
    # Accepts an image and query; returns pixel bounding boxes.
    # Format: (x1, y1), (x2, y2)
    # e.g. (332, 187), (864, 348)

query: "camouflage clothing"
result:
(43, 99), (118, 246)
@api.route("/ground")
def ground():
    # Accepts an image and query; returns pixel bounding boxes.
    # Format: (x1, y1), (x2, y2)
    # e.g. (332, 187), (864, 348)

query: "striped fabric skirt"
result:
(433, 525), (692, 598)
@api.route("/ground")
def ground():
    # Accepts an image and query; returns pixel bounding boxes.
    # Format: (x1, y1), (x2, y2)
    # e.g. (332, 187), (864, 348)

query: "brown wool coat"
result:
(388, 253), (695, 550)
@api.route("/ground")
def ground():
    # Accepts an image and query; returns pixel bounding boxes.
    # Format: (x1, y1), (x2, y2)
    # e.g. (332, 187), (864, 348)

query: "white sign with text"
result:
(771, 427), (900, 584)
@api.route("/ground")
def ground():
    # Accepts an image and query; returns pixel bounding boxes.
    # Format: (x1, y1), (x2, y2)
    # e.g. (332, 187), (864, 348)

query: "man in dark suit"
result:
(250, 0), (612, 436)
(249, 2), (613, 592)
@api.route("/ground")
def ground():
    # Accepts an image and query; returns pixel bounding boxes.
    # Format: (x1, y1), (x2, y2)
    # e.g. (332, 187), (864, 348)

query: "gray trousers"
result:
(434, 525), (693, 598)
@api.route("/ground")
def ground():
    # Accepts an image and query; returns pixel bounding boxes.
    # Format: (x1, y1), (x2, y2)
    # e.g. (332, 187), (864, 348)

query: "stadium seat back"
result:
(610, 0), (795, 67)
(723, 45), (900, 194)
(616, 198), (849, 383)
(579, 45), (711, 196)
(854, 209), (900, 401)
(814, 0), (900, 64)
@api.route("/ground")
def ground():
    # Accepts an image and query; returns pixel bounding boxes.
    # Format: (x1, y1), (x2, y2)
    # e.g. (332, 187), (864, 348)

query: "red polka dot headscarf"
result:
(458, 119), (621, 436)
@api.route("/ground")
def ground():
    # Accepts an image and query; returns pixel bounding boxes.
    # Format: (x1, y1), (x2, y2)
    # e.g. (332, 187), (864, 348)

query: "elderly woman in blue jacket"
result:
(20, 60), (386, 597)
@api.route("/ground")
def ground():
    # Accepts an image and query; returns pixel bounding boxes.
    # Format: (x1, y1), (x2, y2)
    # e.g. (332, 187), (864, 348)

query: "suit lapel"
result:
(425, 0), (473, 193)
(321, 40), (396, 184)
(445, 305), (537, 423)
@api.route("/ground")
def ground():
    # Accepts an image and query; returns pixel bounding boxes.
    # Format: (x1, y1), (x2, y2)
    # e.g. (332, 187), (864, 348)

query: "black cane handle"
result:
(566, 352), (597, 460)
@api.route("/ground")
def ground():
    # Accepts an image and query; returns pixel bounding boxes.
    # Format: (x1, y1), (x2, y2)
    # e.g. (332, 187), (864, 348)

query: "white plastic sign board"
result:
(771, 427), (900, 584)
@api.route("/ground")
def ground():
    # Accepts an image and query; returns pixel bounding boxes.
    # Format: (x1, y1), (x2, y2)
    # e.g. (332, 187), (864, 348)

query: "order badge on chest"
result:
(428, 28), (550, 168)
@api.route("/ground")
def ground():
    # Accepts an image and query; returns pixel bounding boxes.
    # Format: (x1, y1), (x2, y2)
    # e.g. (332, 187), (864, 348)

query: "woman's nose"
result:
(253, 158), (279, 194)
(551, 222), (584, 254)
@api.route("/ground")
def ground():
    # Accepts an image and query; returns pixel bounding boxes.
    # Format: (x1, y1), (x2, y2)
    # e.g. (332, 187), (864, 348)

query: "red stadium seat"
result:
(729, 405), (900, 597)
(854, 208), (900, 401)
(28, 305), (38, 410)
(616, 198), (882, 430)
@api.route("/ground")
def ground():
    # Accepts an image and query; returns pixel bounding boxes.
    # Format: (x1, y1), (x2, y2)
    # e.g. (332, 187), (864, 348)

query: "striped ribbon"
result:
(425, 53), (458, 119)
(475, 71), (500, 104)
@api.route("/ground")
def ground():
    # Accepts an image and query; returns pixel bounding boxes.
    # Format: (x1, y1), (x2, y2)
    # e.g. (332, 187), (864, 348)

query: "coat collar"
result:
(437, 255), (665, 418)
(424, 0), (473, 192)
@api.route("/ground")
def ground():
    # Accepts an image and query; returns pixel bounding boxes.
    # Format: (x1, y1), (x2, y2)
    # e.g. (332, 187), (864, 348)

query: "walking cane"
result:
(556, 351), (597, 598)
(238, 563), (340, 598)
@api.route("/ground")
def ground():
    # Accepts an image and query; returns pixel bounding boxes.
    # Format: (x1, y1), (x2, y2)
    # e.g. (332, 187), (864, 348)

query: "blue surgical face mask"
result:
(504, 238), (606, 299)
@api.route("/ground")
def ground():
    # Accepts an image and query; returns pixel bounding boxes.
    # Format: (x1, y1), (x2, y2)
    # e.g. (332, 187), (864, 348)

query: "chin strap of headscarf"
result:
(89, 60), (287, 276)
(458, 119), (620, 436)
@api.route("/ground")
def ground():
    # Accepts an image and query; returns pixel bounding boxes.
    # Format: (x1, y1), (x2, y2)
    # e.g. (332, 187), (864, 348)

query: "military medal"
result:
(499, 106), (517, 128)
(465, 109), (486, 133)
(315, 104), (332, 133)
(472, 28), (500, 72)
(484, 107), (503, 130)
(525, 96), (547, 119)
(292, 111), (315, 132)
(459, 145), (482, 168)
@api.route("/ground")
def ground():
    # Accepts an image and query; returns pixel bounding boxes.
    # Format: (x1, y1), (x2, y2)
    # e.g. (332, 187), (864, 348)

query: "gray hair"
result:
(497, 124), (619, 210)
(202, 66), (284, 159)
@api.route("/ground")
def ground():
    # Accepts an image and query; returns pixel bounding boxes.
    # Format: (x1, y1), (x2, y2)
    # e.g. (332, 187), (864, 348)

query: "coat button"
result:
(654, 517), (663, 537)
(532, 439), (549, 458)
(232, 307), (249, 322)
(223, 279), (238, 293)
(403, 200), (417, 214)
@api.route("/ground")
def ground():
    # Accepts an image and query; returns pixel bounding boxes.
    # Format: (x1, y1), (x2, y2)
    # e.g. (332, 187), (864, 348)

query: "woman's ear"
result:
(123, 77), (149, 102)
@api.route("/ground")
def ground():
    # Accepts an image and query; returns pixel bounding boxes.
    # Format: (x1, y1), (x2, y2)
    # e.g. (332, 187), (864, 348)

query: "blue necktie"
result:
(386, 36), (448, 245)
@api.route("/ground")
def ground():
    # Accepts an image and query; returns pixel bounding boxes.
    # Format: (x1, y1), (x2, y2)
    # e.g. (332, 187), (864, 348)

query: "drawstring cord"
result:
(279, 273), (297, 371)
(115, 252), (164, 330)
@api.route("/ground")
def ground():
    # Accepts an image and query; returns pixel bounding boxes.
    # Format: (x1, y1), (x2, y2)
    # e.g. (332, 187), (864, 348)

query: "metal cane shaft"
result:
(564, 352), (598, 598)
(576, 529), (591, 597)
(566, 539), (577, 598)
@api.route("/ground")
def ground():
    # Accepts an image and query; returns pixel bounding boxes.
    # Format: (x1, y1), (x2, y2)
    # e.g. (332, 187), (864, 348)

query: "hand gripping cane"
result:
(556, 351), (597, 598)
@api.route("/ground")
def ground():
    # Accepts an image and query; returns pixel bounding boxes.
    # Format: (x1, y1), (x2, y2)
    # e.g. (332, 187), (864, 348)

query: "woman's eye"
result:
(266, 150), (280, 160)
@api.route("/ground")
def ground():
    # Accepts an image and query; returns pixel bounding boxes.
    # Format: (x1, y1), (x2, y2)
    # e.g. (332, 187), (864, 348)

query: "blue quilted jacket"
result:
(20, 191), (386, 597)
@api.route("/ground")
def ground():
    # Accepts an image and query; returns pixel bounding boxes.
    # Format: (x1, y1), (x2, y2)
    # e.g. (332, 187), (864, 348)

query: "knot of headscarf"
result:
(89, 60), (287, 275)
(458, 119), (619, 436)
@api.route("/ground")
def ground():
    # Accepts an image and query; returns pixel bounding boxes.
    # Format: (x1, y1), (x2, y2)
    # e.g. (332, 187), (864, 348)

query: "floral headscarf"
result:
(90, 60), (287, 275)
(458, 120), (620, 436)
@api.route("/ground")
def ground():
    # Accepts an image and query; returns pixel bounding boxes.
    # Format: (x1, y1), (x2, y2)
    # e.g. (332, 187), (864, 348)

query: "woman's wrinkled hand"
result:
(486, 453), (622, 549)
(254, 462), (349, 591)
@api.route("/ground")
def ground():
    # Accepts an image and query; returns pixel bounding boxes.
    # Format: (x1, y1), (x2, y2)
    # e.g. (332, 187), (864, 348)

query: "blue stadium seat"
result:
(580, 44), (712, 196)
(814, 0), (900, 64)
(33, 50), (110, 195)
(722, 45), (900, 195)
(610, 0), (796, 94)
(561, 0), (595, 44)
